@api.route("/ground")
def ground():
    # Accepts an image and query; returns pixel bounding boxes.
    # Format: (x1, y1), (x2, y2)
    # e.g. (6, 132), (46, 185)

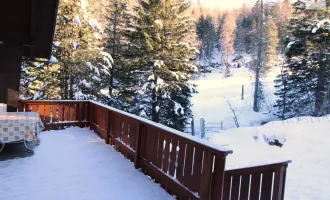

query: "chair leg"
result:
(0, 143), (5, 152)
(23, 140), (34, 153)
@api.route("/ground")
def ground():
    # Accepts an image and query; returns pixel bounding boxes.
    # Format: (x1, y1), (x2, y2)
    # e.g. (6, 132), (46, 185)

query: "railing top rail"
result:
(90, 100), (232, 155)
(226, 160), (292, 174)
(20, 100), (89, 103)
(21, 99), (232, 155)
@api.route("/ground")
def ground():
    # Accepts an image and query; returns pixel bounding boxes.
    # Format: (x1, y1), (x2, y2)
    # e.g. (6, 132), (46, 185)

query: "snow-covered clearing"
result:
(0, 128), (173, 200)
(207, 116), (330, 200)
(190, 66), (279, 132)
(190, 62), (330, 199)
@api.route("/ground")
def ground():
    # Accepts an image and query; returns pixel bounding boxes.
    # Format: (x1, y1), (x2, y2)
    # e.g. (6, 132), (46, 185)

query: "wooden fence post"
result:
(191, 118), (195, 136)
(134, 123), (144, 169)
(242, 84), (244, 100)
(200, 118), (205, 139)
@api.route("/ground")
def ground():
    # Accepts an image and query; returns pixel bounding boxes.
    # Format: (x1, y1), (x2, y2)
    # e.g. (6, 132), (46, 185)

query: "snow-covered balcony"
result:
(0, 127), (173, 200)
(1, 100), (291, 200)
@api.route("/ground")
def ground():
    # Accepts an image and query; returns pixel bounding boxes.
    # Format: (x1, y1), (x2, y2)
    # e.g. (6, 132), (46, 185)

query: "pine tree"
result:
(272, 0), (292, 52)
(196, 15), (217, 67)
(265, 17), (279, 67)
(220, 12), (237, 77)
(274, 1), (330, 119)
(235, 4), (253, 53)
(220, 12), (236, 64)
(124, 0), (198, 130)
(102, 0), (132, 107)
(53, 0), (110, 100)
(20, 61), (61, 100)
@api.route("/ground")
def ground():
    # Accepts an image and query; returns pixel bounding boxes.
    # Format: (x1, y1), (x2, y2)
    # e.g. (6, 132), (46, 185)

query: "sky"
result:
(192, 0), (252, 9)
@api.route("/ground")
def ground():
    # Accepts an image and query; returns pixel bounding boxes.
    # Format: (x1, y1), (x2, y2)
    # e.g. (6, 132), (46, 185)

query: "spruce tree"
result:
(196, 15), (217, 67)
(265, 17), (279, 67)
(53, 0), (109, 100)
(102, 0), (132, 107)
(274, 1), (330, 119)
(20, 61), (61, 100)
(124, 0), (198, 130)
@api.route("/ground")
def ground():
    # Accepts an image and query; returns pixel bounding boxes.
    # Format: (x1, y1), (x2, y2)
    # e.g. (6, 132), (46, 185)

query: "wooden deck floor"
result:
(0, 128), (173, 200)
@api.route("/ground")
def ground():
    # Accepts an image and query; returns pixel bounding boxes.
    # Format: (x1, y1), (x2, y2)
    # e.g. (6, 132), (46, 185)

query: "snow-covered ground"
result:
(191, 59), (330, 199)
(0, 128), (173, 200)
(207, 116), (330, 200)
(190, 65), (279, 133)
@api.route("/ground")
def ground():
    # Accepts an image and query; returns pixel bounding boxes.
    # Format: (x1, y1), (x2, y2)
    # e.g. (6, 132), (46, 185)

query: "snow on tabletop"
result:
(90, 100), (232, 154)
(0, 127), (174, 200)
(208, 116), (330, 200)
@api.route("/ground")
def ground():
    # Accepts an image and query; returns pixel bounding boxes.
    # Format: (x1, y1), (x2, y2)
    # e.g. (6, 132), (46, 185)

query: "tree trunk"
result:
(314, 67), (327, 116)
(280, 62), (287, 119)
(69, 74), (75, 100)
(109, 1), (118, 98)
(253, 0), (263, 112)
(64, 73), (68, 100)
(152, 76), (159, 122)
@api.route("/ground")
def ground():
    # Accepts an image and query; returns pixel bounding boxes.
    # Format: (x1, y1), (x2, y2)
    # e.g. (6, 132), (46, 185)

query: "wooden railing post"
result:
(199, 151), (213, 200)
(17, 100), (23, 112)
(105, 110), (111, 144)
(134, 123), (144, 169)
(272, 164), (288, 200)
(89, 102), (93, 130)
(76, 103), (81, 128)
(211, 154), (227, 200)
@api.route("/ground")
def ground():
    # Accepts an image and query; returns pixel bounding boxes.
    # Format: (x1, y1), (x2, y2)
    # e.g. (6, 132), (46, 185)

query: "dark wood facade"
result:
(0, 0), (59, 111)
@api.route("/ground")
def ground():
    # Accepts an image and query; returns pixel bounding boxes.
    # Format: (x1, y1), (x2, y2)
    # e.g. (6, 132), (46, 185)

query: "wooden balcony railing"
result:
(18, 100), (291, 200)
(223, 162), (290, 200)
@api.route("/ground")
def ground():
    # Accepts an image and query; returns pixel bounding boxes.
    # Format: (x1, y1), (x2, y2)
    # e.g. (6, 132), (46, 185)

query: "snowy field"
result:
(207, 116), (330, 200)
(191, 65), (330, 199)
(190, 66), (279, 133)
(0, 128), (173, 200)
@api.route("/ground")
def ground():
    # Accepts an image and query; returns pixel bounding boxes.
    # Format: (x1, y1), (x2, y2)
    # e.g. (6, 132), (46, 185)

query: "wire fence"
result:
(184, 118), (225, 139)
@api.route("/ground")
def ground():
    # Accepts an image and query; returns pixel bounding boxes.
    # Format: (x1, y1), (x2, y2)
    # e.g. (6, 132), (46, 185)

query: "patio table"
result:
(0, 112), (44, 152)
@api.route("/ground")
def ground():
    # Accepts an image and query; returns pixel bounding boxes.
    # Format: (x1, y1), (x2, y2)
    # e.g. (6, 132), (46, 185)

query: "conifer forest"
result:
(20, 0), (330, 131)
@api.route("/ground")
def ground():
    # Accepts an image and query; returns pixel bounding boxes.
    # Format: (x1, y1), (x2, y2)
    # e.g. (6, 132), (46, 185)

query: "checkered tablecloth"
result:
(0, 112), (44, 144)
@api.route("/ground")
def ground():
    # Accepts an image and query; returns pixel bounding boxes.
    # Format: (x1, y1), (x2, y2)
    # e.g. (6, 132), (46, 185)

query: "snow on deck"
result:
(0, 127), (173, 200)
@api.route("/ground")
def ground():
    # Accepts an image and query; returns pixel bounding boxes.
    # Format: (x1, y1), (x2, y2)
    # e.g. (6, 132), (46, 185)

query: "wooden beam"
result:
(30, 0), (37, 58)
